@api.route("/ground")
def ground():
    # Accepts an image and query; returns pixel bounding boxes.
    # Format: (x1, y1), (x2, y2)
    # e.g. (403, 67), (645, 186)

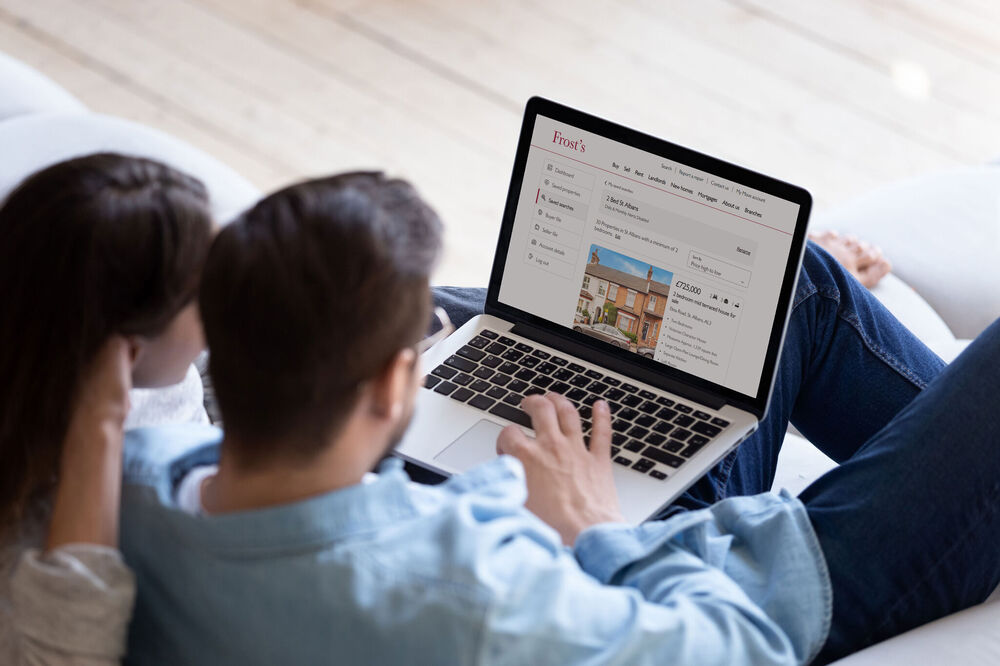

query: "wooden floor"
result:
(3, 0), (999, 284)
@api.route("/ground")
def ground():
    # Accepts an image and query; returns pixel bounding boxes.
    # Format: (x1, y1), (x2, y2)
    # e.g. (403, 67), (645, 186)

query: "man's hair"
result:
(0, 153), (212, 535)
(199, 172), (443, 466)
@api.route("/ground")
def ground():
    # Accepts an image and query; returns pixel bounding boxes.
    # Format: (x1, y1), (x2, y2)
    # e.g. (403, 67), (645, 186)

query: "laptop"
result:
(396, 97), (811, 523)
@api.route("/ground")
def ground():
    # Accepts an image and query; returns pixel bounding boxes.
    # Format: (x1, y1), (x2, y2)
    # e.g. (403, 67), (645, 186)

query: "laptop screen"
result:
(494, 102), (807, 403)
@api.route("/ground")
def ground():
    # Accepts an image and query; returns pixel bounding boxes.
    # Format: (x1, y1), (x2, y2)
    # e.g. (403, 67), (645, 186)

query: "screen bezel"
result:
(485, 97), (812, 418)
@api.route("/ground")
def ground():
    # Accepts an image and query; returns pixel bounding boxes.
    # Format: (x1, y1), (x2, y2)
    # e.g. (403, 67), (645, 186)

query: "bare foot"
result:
(809, 230), (892, 288)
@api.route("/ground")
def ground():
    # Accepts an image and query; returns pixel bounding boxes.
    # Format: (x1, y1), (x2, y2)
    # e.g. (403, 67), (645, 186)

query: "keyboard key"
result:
(675, 404), (693, 414)
(536, 362), (557, 375)
(585, 369), (604, 380)
(581, 393), (599, 406)
(485, 342), (507, 355)
(656, 407), (678, 421)
(479, 329), (499, 340)
(457, 345), (486, 362)
(568, 362), (586, 373)
(627, 425), (649, 439)
(622, 394), (642, 408)
(621, 383), (639, 393)
(486, 386), (508, 400)
(549, 381), (571, 394)
(490, 373), (512, 387)
(531, 349), (551, 359)
(553, 368), (574, 381)
(498, 336), (516, 346)
(503, 392), (522, 406)
(514, 342), (533, 353)
(639, 389), (657, 400)
(521, 356), (540, 369)
(569, 375), (591, 388)
(452, 373), (473, 386)
(656, 396), (676, 407)
(635, 414), (655, 428)
(433, 381), (457, 396)
(613, 456), (632, 466)
(604, 377), (622, 387)
(642, 447), (684, 468)
(683, 440), (707, 457)
(604, 388), (625, 401)
(532, 375), (554, 389)
(624, 439), (644, 452)
(514, 368), (537, 381)
(638, 400), (659, 414)
(444, 355), (477, 373)
(498, 361), (519, 375)
(524, 387), (545, 396)
(606, 401), (623, 414)
(612, 420), (631, 433)
(645, 433), (666, 446)
(664, 439), (686, 453)
(432, 365), (458, 379)
(481, 355), (502, 368)
(693, 410), (712, 421)
(566, 388), (587, 401)
(450, 387), (474, 402)
(671, 429), (692, 442)
(489, 403), (532, 427)
(550, 356), (569, 367)
(507, 379), (529, 393)
(469, 380), (491, 393)
(501, 349), (524, 362)
(652, 421), (673, 435)
(618, 407), (639, 421)
(610, 446), (620, 457)
(587, 381), (609, 395)
(473, 367), (494, 380)
(578, 406), (592, 420)
(424, 375), (441, 389)
(468, 336), (490, 349)
(610, 434), (627, 447)
(649, 470), (668, 480)
(711, 417), (731, 428)
(688, 434), (710, 447)
(632, 458), (654, 473)
(673, 414), (695, 428)
(691, 422), (722, 438)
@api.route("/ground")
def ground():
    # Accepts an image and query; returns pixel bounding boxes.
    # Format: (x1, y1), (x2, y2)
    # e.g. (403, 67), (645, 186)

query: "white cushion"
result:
(0, 51), (85, 121)
(816, 166), (1000, 340)
(0, 112), (259, 222)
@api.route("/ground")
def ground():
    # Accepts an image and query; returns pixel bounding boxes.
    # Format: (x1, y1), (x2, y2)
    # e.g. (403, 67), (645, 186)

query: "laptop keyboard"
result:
(422, 328), (731, 481)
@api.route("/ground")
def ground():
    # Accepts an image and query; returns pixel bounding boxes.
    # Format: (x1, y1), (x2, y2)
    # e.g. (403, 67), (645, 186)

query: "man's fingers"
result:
(497, 424), (530, 458)
(549, 392), (583, 438)
(520, 394), (560, 437)
(589, 400), (613, 460)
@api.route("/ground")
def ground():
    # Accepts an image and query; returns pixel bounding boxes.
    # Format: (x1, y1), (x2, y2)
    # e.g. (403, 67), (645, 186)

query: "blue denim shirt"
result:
(120, 424), (831, 665)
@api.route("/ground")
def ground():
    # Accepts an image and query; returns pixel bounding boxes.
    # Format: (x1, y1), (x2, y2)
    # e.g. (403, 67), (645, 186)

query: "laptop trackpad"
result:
(434, 419), (506, 472)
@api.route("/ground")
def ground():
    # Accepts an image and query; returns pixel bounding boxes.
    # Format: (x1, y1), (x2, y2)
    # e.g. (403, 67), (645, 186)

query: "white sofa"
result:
(2, 51), (998, 664)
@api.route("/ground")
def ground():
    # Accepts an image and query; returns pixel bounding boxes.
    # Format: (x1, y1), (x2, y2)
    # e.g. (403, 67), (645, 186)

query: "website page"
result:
(498, 114), (800, 397)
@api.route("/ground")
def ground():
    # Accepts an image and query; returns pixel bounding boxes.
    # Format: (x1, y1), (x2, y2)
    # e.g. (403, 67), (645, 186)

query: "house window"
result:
(625, 289), (637, 307)
(582, 275), (591, 290)
(618, 312), (636, 333)
(597, 281), (606, 296)
(608, 284), (618, 300)
(576, 299), (584, 314)
(648, 295), (657, 310)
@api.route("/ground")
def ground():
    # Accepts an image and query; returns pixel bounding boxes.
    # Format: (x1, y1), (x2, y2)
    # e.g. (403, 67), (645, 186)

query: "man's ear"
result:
(126, 335), (146, 381)
(370, 347), (418, 421)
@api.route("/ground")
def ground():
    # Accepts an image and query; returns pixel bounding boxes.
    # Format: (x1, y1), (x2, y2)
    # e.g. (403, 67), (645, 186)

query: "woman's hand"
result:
(46, 337), (134, 550)
(497, 393), (625, 546)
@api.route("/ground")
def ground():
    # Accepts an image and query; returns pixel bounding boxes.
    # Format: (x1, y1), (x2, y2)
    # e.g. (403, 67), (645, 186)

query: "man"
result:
(120, 172), (1000, 665)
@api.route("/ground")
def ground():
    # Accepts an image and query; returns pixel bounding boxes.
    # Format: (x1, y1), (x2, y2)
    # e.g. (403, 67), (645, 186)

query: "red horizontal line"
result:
(531, 144), (792, 236)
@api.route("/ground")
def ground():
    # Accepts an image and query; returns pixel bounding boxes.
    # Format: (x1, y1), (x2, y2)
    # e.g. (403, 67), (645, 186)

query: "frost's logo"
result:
(552, 130), (586, 153)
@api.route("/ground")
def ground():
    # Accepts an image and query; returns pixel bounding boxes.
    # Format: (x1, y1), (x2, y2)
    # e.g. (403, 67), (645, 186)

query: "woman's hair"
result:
(0, 153), (213, 535)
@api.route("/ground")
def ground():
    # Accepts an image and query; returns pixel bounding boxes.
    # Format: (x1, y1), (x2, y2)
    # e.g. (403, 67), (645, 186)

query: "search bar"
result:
(687, 251), (751, 288)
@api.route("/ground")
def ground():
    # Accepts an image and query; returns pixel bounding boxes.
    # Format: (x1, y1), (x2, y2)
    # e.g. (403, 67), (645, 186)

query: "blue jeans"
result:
(431, 243), (1000, 662)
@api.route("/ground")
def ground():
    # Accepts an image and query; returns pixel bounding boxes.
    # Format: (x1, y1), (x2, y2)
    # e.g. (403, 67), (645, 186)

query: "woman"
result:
(0, 153), (213, 663)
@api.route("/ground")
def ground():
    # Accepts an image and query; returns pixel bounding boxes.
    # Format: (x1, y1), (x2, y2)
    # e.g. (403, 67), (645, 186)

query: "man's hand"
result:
(497, 393), (625, 546)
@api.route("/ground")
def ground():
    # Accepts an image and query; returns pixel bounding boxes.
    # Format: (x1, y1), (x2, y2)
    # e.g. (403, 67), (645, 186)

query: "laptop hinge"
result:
(510, 322), (726, 411)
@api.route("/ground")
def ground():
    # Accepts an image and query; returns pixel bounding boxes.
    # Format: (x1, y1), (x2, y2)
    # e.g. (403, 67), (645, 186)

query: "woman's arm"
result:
(11, 338), (137, 664)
